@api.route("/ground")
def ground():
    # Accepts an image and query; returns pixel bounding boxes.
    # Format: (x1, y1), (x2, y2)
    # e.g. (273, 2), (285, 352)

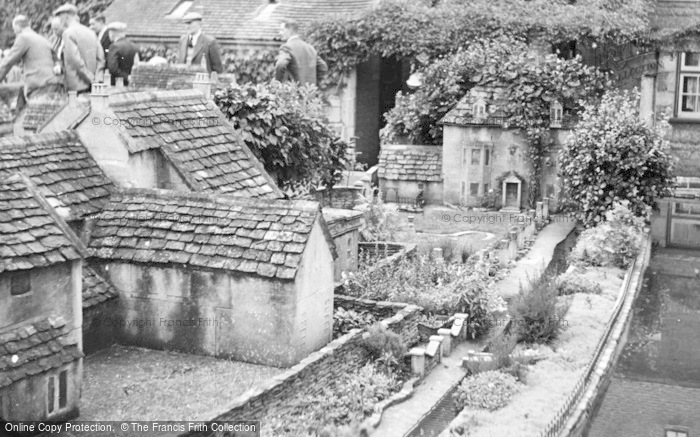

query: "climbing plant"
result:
(214, 81), (348, 195)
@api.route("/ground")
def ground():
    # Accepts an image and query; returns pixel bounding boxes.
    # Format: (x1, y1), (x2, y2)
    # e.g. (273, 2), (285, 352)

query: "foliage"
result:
(568, 201), (646, 269)
(554, 272), (603, 295)
(356, 192), (404, 242)
(333, 307), (377, 338)
(265, 362), (400, 436)
(138, 44), (178, 64)
(214, 81), (348, 195)
(485, 332), (518, 369)
(0, 0), (114, 47)
(509, 270), (571, 344)
(220, 48), (277, 84)
(361, 323), (407, 374)
(560, 90), (675, 226)
(306, 0), (650, 89)
(434, 238), (473, 264)
(453, 370), (520, 412)
(381, 36), (525, 145)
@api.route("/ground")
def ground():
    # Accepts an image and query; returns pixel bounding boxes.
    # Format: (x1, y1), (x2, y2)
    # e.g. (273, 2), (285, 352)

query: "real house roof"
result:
(378, 145), (442, 182)
(0, 131), (115, 220)
(0, 175), (84, 274)
(0, 316), (83, 389)
(104, 0), (377, 42)
(107, 89), (282, 198)
(88, 188), (333, 280)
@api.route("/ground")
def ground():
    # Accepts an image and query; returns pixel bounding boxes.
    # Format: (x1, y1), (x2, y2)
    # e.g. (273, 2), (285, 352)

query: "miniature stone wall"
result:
(313, 186), (363, 209)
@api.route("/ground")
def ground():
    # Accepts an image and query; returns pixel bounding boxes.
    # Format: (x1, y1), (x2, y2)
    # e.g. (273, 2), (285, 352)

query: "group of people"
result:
(0, 4), (328, 106)
(0, 3), (139, 104)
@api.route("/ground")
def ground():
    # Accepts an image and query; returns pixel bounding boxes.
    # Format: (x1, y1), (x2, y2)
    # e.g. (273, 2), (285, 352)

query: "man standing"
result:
(106, 22), (138, 86)
(177, 12), (223, 74)
(274, 19), (327, 86)
(54, 3), (105, 94)
(0, 15), (63, 98)
(89, 14), (111, 58)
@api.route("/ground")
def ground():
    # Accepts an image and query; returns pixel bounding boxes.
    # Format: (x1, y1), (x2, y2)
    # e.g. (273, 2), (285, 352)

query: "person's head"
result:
(89, 15), (106, 33)
(279, 19), (299, 41)
(11, 15), (30, 35)
(106, 22), (126, 42)
(182, 12), (202, 34)
(50, 16), (66, 37)
(54, 3), (79, 27)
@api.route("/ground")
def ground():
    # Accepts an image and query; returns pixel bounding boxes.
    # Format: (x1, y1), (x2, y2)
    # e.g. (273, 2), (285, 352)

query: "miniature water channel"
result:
(587, 248), (700, 436)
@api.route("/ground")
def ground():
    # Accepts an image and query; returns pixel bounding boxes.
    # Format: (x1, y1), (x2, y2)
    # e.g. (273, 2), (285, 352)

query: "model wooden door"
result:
(505, 183), (519, 208)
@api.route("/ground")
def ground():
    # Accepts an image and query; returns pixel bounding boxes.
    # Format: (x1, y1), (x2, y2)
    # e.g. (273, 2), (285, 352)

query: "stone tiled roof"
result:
(322, 208), (363, 238)
(378, 145), (442, 182)
(0, 175), (85, 273)
(0, 131), (115, 220)
(0, 317), (83, 389)
(104, 0), (377, 42)
(0, 84), (21, 108)
(89, 188), (334, 280)
(22, 94), (68, 132)
(129, 63), (207, 91)
(83, 266), (119, 309)
(107, 90), (282, 198)
(440, 84), (509, 126)
(651, 0), (700, 32)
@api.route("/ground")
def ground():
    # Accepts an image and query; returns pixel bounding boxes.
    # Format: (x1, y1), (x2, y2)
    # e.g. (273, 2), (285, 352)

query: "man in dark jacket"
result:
(177, 12), (223, 74)
(106, 22), (138, 86)
(274, 19), (327, 86)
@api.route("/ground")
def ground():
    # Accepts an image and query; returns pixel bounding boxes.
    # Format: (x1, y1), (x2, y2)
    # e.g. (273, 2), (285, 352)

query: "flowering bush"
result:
(453, 371), (520, 412)
(214, 81), (348, 195)
(568, 201), (647, 269)
(560, 90), (674, 226)
(554, 273), (603, 296)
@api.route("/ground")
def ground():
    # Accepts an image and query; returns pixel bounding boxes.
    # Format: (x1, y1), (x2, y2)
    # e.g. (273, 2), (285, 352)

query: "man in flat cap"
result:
(106, 22), (138, 86)
(0, 15), (63, 99)
(274, 18), (327, 86)
(54, 3), (105, 93)
(177, 12), (223, 74)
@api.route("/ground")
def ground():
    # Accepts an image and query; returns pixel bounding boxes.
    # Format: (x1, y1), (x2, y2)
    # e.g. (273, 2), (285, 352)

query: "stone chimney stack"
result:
(193, 72), (212, 99)
(115, 77), (125, 90)
(90, 82), (110, 112)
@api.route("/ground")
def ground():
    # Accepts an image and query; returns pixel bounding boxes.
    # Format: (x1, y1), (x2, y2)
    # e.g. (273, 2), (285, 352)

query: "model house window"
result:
(484, 149), (490, 166)
(550, 100), (563, 128)
(47, 370), (68, 415)
(10, 271), (30, 296)
(666, 429), (689, 437)
(484, 183), (489, 194)
(471, 149), (481, 165)
(473, 99), (487, 119)
(678, 52), (700, 117)
(470, 183), (479, 197)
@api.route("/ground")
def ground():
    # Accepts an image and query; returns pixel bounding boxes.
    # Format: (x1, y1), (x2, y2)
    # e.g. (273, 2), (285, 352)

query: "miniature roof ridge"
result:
(113, 187), (321, 213)
(0, 130), (80, 149)
(108, 88), (208, 107)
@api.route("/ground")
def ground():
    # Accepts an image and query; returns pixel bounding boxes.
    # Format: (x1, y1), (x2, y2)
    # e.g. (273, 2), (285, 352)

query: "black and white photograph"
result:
(0, 0), (698, 436)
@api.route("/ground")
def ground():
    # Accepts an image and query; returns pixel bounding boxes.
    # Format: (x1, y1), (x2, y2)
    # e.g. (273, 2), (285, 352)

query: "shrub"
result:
(560, 90), (675, 227)
(509, 270), (571, 344)
(333, 307), (377, 337)
(361, 324), (406, 373)
(554, 273), (603, 295)
(214, 81), (348, 195)
(265, 362), (399, 436)
(453, 371), (520, 412)
(356, 193), (404, 242)
(568, 201), (646, 269)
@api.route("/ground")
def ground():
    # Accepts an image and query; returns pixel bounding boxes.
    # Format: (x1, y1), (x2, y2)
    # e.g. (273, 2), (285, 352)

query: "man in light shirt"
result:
(89, 14), (111, 58)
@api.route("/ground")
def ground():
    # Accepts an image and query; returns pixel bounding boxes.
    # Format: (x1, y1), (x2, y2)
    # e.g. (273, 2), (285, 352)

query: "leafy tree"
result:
(214, 81), (348, 196)
(559, 90), (675, 226)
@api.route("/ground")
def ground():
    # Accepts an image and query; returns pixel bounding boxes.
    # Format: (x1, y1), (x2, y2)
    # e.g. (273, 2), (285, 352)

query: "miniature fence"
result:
(538, 236), (650, 437)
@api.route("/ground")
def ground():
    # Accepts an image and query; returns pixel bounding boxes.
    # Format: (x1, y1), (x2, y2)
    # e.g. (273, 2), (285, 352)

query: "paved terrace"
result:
(372, 217), (577, 437)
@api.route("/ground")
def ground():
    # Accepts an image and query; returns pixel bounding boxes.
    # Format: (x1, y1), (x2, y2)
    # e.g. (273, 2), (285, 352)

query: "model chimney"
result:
(193, 72), (211, 99)
(90, 82), (110, 112)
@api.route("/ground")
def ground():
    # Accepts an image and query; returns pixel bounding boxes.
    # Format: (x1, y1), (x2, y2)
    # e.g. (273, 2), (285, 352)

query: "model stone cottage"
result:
(440, 83), (570, 211)
(0, 174), (86, 421)
(378, 145), (443, 205)
(88, 188), (336, 367)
